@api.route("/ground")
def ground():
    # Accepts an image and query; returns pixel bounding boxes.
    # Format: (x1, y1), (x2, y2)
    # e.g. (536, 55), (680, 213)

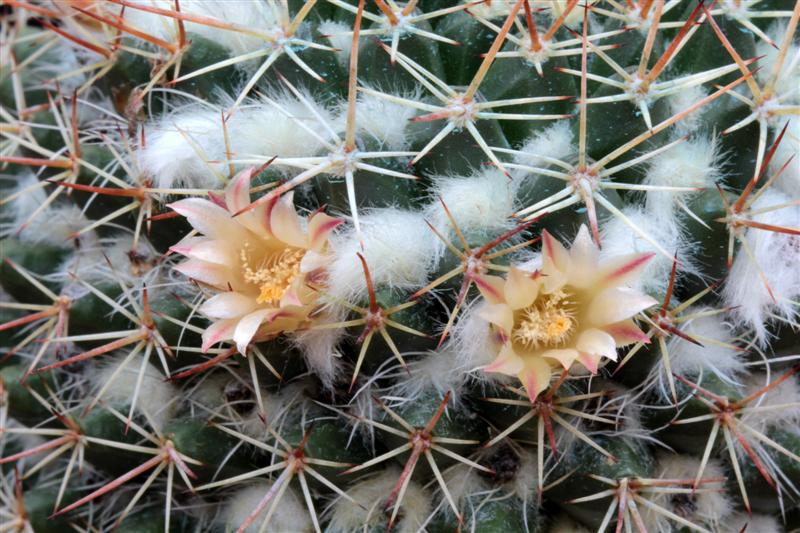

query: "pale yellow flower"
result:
(169, 168), (342, 354)
(480, 226), (658, 402)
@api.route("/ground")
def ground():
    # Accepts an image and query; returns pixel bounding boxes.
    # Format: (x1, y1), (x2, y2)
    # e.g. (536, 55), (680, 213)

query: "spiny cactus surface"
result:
(1, 0), (799, 531)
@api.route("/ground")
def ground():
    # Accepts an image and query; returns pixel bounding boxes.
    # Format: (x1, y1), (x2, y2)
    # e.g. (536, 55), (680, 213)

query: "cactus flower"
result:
(480, 226), (658, 402)
(169, 169), (342, 354)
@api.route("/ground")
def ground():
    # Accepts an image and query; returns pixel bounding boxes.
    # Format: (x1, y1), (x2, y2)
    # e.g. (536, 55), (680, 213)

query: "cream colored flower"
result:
(169, 168), (342, 354)
(479, 226), (658, 402)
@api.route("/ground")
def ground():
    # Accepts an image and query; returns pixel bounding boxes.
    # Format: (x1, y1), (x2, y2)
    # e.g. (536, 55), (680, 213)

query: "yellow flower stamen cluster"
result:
(240, 245), (305, 305)
(513, 289), (576, 349)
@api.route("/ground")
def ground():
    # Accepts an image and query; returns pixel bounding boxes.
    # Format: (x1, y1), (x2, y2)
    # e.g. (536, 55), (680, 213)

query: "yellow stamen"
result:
(513, 289), (575, 348)
(240, 245), (305, 305)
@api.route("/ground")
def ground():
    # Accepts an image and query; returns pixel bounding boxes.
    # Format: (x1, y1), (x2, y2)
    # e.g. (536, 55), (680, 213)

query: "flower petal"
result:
(478, 303), (514, 337)
(225, 167), (268, 235)
(474, 274), (506, 305)
(519, 357), (553, 403)
(269, 192), (307, 248)
(233, 309), (276, 354)
(541, 230), (570, 292)
(578, 352), (601, 374)
(175, 259), (233, 289)
(201, 318), (238, 352)
(484, 344), (524, 375)
(568, 225), (600, 287)
(505, 267), (540, 310)
(576, 328), (618, 362)
(168, 198), (246, 241)
(604, 320), (651, 347)
(599, 253), (656, 287)
(307, 212), (343, 251)
(587, 287), (659, 326)
(541, 348), (580, 369)
(171, 238), (237, 266)
(542, 230), (570, 270)
(200, 292), (258, 320)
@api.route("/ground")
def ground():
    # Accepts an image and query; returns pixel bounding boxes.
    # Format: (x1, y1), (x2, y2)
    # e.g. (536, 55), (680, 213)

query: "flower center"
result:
(513, 289), (576, 349)
(240, 245), (305, 305)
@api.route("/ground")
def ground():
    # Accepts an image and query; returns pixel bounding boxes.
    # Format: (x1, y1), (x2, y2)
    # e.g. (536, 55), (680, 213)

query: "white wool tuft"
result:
(666, 86), (708, 136)
(139, 92), (334, 190)
(448, 300), (504, 380)
(92, 353), (177, 429)
(739, 371), (800, 434)
(392, 350), (468, 404)
(508, 452), (539, 503)
(319, 20), (353, 65)
(514, 121), (575, 172)
(292, 323), (343, 389)
(644, 136), (721, 221)
(723, 188), (800, 344)
(469, 2), (513, 19)
(326, 469), (431, 533)
(441, 463), (486, 509)
(222, 482), (313, 533)
(599, 205), (696, 296)
(6, 173), (93, 247)
(122, 1), (278, 61)
(666, 309), (743, 382)
(340, 91), (419, 151)
(769, 117), (799, 195)
(61, 234), (161, 287)
(646, 455), (731, 532)
(754, 22), (800, 102)
(425, 169), (519, 261)
(326, 208), (435, 302)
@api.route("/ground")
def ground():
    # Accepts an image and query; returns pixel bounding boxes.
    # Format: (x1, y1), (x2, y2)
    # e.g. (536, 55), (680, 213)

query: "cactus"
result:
(1, 0), (799, 531)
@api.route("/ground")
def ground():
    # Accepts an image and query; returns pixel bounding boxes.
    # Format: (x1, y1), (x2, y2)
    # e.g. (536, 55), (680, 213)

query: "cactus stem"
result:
(485, 381), (616, 496)
(345, 391), (490, 527)
(313, 253), (426, 390)
(198, 423), (355, 533)
(414, 201), (535, 346)
(329, 0), (466, 63)
(571, 475), (719, 533)
(673, 366), (800, 509)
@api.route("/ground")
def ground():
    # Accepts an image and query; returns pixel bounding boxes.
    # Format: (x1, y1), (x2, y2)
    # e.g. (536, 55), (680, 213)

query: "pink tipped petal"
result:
(201, 318), (238, 352)
(484, 345), (524, 376)
(604, 320), (651, 346)
(568, 225), (599, 286)
(576, 328), (618, 362)
(171, 239), (237, 266)
(307, 212), (343, 251)
(578, 352), (600, 374)
(200, 292), (257, 320)
(269, 192), (307, 248)
(587, 287), (659, 326)
(225, 168), (268, 235)
(505, 267), (540, 310)
(478, 303), (514, 335)
(175, 259), (233, 289)
(541, 230), (571, 274)
(169, 198), (246, 241)
(233, 309), (275, 354)
(599, 253), (656, 286)
(474, 274), (506, 305)
(541, 348), (580, 369)
(226, 168), (255, 214)
(520, 357), (553, 403)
